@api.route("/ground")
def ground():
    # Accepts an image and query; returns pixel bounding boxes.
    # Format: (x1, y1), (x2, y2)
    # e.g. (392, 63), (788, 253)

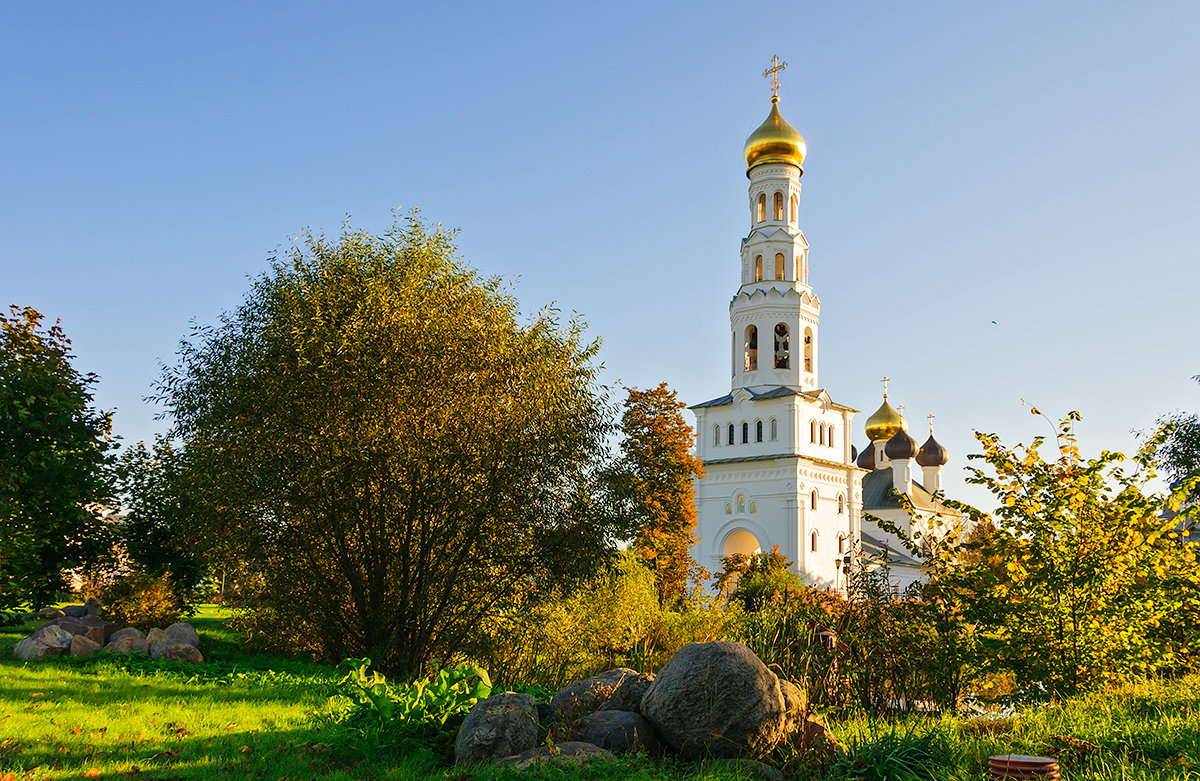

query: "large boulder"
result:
(550, 668), (636, 718)
(70, 634), (103, 657)
(13, 625), (72, 661)
(151, 640), (204, 663)
(62, 604), (87, 618)
(497, 742), (614, 770)
(85, 597), (101, 618)
(104, 628), (148, 655)
(146, 628), (168, 649)
(573, 710), (662, 756)
(640, 641), (796, 759)
(165, 622), (199, 648)
(779, 679), (807, 733)
(455, 693), (540, 766)
(597, 672), (654, 714)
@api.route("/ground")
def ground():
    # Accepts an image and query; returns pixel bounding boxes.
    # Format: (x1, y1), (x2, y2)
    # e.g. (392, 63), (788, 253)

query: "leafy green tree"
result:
(111, 438), (208, 595)
(154, 213), (622, 676)
(609, 384), (706, 606)
(937, 410), (1198, 696)
(1154, 374), (1200, 501)
(0, 306), (114, 609)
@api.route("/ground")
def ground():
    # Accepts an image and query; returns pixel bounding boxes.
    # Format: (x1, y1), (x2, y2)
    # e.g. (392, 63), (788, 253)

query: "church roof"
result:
(860, 468), (961, 515)
(860, 531), (922, 568)
(690, 386), (857, 412)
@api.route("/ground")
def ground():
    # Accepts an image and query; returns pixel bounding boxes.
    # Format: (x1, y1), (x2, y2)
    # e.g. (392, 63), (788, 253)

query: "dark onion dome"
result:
(856, 442), (876, 470)
(885, 429), (919, 460)
(916, 434), (949, 467)
(850, 444), (858, 462)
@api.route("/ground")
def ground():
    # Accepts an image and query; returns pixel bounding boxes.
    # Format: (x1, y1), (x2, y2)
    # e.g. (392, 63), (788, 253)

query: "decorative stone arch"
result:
(754, 255), (763, 282)
(716, 518), (772, 559)
(773, 191), (784, 221)
(775, 252), (786, 281)
(757, 193), (767, 223)
(790, 193), (798, 224)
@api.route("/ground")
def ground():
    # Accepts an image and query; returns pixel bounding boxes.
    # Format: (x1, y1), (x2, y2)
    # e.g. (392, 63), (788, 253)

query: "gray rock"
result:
(497, 741), (614, 770)
(104, 632), (149, 655)
(702, 758), (786, 781)
(597, 672), (654, 713)
(574, 710), (662, 756)
(62, 605), (87, 618)
(146, 628), (168, 649)
(151, 640), (204, 663)
(108, 627), (146, 646)
(13, 625), (72, 661)
(640, 641), (793, 759)
(455, 692), (540, 765)
(70, 634), (102, 657)
(550, 668), (636, 718)
(165, 622), (199, 648)
(37, 607), (64, 620)
(798, 713), (840, 755)
(779, 679), (807, 733)
(85, 597), (101, 618)
(45, 616), (111, 645)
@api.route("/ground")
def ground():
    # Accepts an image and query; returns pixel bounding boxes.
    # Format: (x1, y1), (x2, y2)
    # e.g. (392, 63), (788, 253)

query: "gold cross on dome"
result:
(897, 404), (906, 417)
(927, 413), (936, 434)
(763, 55), (788, 98)
(880, 376), (891, 398)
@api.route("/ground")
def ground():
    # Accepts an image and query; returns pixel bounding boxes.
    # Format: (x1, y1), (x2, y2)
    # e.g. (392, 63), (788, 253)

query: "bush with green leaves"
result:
(101, 569), (195, 630)
(329, 658), (492, 755)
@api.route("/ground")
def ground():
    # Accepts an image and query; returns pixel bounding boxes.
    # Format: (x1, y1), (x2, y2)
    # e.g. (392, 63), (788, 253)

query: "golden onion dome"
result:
(865, 396), (907, 442)
(744, 96), (807, 171)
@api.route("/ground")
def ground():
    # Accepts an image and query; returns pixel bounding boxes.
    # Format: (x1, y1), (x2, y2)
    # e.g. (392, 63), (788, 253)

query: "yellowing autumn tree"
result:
(610, 384), (706, 606)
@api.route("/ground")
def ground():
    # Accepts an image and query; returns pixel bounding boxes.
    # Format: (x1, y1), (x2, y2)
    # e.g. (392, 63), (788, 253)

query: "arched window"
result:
(728, 424), (735, 445)
(811, 530), (819, 552)
(744, 325), (758, 371)
(811, 490), (818, 509)
(828, 427), (835, 448)
(790, 194), (798, 224)
(737, 495), (746, 514)
(799, 253), (807, 283)
(819, 423), (825, 446)
(804, 327), (813, 372)
(770, 418), (778, 440)
(838, 534), (847, 553)
(775, 253), (785, 281)
(756, 420), (763, 442)
(742, 421), (749, 444)
(749, 501), (757, 514)
(757, 193), (766, 223)
(714, 424), (721, 446)
(774, 323), (790, 368)
(794, 255), (801, 281)
(754, 255), (763, 282)
(810, 420), (816, 442)
(838, 494), (845, 514)
(773, 191), (784, 220)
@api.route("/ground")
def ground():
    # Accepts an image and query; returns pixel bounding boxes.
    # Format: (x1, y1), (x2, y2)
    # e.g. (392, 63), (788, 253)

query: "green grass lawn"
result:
(2, 606), (1198, 780)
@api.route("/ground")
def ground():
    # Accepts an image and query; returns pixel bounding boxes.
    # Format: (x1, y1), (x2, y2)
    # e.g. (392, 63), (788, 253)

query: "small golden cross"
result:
(763, 55), (788, 98)
(927, 413), (936, 434)
(880, 376), (890, 398)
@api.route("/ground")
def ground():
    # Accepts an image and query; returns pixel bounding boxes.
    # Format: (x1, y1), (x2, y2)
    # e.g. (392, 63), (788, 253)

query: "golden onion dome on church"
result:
(744, 96), (807, 171)
(864, 397), (907, 442)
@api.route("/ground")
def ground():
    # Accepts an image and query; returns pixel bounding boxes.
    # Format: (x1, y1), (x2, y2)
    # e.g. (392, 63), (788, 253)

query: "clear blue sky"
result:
(3, 1), (1197, 510)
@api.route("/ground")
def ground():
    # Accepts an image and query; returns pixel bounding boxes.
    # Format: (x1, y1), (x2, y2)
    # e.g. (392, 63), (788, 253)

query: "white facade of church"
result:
(691, 84), (958, 592)
(690, 92), (863, 591)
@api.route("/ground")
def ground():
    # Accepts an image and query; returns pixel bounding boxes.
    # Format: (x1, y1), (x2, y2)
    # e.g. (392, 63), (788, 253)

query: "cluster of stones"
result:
(11, 599), (203, 664)
(454, 641), (837, 777)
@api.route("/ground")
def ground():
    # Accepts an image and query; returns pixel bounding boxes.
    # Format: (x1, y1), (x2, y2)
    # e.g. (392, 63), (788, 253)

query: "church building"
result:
(690, 61), (957, 592)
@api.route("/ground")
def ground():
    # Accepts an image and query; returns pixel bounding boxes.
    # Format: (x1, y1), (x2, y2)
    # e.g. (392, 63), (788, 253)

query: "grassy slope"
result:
(2, 607), (1198, 780)
(0, 607), (749, 781)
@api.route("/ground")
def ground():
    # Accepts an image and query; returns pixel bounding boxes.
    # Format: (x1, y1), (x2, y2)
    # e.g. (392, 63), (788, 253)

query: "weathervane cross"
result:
(763, 55), (788, 98)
